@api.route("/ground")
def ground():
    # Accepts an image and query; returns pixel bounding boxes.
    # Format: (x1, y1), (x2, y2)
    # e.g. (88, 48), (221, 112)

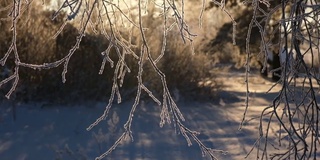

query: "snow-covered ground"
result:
(0, 71), (318, 160)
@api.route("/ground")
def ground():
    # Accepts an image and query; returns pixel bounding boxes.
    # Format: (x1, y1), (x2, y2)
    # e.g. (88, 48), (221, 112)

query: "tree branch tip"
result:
(5, 94), (11, 99)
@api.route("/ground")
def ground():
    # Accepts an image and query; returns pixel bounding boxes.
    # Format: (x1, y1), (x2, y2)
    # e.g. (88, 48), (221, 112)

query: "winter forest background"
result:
(1, 0), (320, 160)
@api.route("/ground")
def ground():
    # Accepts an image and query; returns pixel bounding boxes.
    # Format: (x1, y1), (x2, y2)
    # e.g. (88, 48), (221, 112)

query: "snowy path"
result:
(0, 71), (305, 160)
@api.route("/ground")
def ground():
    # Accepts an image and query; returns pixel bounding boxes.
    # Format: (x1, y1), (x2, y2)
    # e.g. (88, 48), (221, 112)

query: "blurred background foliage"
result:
(0, 0), (262, 103)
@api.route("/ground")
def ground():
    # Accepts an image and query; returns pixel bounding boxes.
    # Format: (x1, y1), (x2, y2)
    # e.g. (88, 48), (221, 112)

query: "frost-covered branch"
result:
(241, 0), (320, 159)
(0, 0), (226, 159)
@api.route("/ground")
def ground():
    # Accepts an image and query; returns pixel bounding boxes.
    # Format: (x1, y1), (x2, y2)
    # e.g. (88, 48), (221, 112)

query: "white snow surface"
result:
(0, 71), (318, 160)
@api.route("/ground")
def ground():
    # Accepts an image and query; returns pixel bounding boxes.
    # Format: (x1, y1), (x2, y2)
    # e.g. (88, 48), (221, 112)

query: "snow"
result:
(0, 71), (319, 160)
(1, 101), (220, 160)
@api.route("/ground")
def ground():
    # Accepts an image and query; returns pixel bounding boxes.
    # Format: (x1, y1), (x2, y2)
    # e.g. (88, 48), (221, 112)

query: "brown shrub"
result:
(1, 3), (218, 103)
